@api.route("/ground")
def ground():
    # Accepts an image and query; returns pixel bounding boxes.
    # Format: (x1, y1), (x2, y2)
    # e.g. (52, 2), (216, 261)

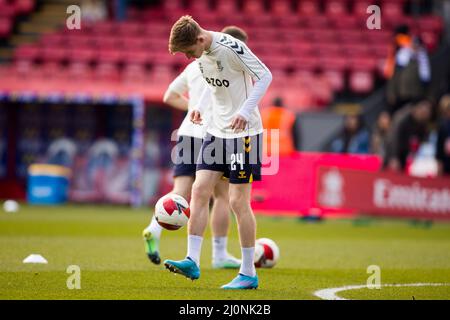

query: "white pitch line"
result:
(314, 283), (450, 300)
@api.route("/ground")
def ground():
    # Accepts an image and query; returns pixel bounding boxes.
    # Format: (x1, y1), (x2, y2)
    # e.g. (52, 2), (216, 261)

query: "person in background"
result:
(436, 94), (450, 176)
(261, 97), (296, 156)
(330, 114), (370, 154)
(386, 99), (432, 172)
(371, 111), (391, 159)
(81, 0), (108, 24)
(385, 25), (431, 115)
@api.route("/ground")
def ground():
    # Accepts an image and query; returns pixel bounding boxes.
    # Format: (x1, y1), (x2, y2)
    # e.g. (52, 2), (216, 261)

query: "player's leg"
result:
(143, 135), (198, 265)
(210, 179), (241, 269)
(143, 176), (194, 264)
(221, 134), (261, 289)
(221, 182), (258, 289)
(164, 169), (222, 279)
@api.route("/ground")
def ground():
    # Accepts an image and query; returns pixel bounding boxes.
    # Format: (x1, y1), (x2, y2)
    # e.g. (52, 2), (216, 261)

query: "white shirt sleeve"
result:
(228, 43), (272, 120)
(238, 71), (272, 120)
(167, 68), (188, 96)
(194, 86), (212, 116)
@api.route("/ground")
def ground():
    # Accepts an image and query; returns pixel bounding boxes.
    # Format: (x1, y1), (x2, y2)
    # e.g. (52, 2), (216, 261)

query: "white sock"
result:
(187, 235), (203, 266)
(212, 236), (228, 261)
(145, 216), (162, 239)
(239, 247), (256, 277)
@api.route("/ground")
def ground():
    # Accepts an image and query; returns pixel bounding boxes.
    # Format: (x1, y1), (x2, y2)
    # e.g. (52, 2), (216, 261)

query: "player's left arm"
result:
(229, 45), (272, 132)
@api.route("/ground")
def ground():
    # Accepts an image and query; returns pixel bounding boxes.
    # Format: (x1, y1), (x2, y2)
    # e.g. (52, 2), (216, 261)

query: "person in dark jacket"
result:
(386, 99), (432, 171)
(436, 94), (450, 176)
(330, 114), (370, 154)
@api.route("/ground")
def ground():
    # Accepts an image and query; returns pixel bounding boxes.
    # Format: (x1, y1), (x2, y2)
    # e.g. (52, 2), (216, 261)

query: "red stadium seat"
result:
(123, 50), (152, 66)
(41, 46), (68, 64)
(342, 43), (372, 57)
(94, 62), (120, 81)
(163, 0), (184, 11)
(309, 29), (338, 43)
(314, 42), (344, 57)
(322, 69), (346, 92)
(122, 36), (146, 51)
(286, 41), (315, 56)
(276, 15), (300, 28)
(15, 0), (35, 15)
(348, 56), (377, 72)
(189, 0), (211, 12)
(95, 37), (121, 50)
(302, 15), (329, 29)
(264, 55), (292, 71)
(297, 0), (320, 15)
(13, 44), (40, 62)
(352, 0), (374, 16)
(363, 29), (391, 44)
(349, 70), (374, 94)
(320, 56), (348, 72)
(293, 56), (320, 73)
(270, 0), (292, 16)
(40, 33), (66, 47)
(67, 61), (93, 80)
(0, 17), (12, 38)
(243, 0), (266, 14)
(380, 0), (405, 20)
(325, 0), (348, 16)
(336, 29), (363, 44)
(215, 0), (238, 14)
(98, 48), (124, 64)
(0, 3), (16, 18)
(91, 21), (116, 35)
(418, 15), (443, 34)
(329, 15), (359, 29)
(420, 31), (439, 52)
(68, 48), (96, 64)
(115, 22), (142, 36)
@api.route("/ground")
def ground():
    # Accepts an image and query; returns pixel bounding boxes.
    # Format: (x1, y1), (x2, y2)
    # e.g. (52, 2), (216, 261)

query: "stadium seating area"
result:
(0, 0), (444, 110)
(0, 0), (35, 39)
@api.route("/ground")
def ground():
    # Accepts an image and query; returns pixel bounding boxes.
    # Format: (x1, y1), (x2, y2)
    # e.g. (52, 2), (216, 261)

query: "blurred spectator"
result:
(386, 99), (432, 172)
(81, 0), (107, 24)
(46, 138), (77, 168)
(261, 97), (296, 156)
(436, 94), (450, 176)
(371, 111), (391, 159)
(330, 114), (370, 154)
(385, 26), (431, 115)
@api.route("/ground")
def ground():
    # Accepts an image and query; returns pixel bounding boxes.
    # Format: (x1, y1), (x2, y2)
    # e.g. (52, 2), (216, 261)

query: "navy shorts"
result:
(173, 135), (203, 177)
(196, 133), (262, 184)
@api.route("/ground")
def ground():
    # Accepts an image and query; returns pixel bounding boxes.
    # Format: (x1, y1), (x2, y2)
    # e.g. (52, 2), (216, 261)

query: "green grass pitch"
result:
(1, 204), (449, 300)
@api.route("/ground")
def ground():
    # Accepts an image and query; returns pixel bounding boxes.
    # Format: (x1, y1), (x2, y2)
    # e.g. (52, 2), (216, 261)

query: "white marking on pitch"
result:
(314, 283), (450, 300)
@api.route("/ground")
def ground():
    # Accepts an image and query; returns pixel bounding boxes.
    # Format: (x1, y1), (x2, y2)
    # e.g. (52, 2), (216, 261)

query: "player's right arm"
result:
(163, 68), (189, 111)
(163, 90), (189, 111)
(190, 85), (212, 125)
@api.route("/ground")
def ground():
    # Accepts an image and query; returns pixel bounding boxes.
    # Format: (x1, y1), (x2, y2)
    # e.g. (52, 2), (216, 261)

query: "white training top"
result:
(196, 31), (272, 139)
(167, 61), (211, 139)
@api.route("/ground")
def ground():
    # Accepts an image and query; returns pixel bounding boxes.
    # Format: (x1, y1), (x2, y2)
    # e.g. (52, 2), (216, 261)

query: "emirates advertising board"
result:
(316, 166), (450, 220)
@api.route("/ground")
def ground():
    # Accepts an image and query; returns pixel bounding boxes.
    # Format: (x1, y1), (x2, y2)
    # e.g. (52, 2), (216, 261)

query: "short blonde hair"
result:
(169, 15), (201, 54)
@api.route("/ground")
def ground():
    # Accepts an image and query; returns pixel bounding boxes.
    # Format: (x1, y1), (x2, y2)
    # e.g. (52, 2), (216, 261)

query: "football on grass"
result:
(155, 193), (190, 231)
(254, 238), (280, 268)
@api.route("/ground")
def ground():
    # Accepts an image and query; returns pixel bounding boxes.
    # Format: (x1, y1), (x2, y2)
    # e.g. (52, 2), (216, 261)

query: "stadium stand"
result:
(0, 0), (445, 110)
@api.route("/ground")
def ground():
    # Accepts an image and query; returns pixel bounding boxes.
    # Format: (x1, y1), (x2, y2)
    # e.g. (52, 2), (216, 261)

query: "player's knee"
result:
(229, 194), (250, 216)
(191, 182), (212, 203)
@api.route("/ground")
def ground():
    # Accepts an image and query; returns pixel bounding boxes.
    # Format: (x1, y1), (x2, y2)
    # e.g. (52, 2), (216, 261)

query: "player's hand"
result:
(230, 115), (248, 133)
(190, 110), (203, 125)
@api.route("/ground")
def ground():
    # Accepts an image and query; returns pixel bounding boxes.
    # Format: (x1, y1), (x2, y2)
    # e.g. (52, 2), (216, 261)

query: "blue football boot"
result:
(221, 273), (259, 289)
(164, 257), (200, 280)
